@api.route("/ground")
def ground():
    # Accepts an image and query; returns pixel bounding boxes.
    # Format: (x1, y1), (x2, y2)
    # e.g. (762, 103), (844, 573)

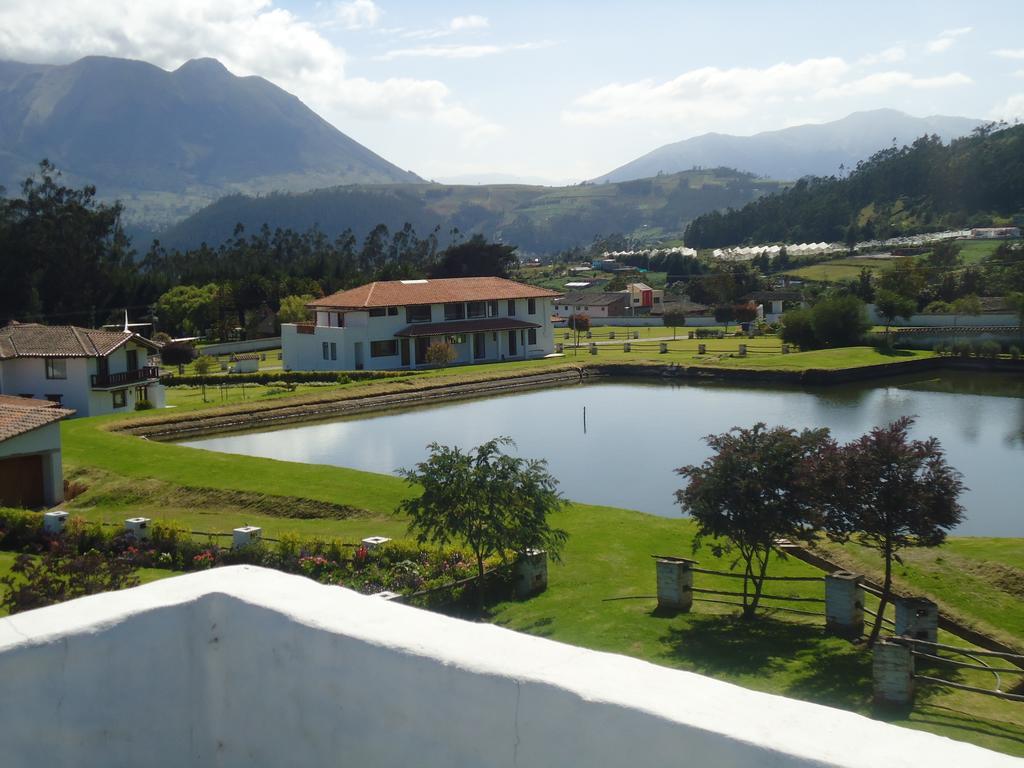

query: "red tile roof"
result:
(0, 399), (75, 442)
(395, 318), (541, 338)
(309, 277), (561, 310)
(0, 323), (158, 360)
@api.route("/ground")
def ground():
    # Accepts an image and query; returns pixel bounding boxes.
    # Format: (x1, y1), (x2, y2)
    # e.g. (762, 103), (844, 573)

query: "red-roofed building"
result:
(283, 277), (562, 370)
(0, 323), (165, 416)
(0, 395), (76, 507)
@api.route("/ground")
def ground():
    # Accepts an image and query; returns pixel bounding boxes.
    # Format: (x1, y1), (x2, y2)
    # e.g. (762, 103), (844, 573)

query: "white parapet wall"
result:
(0, 566), (1013, 767)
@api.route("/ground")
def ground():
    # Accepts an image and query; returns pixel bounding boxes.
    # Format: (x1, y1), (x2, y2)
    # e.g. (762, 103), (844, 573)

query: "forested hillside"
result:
(684, 124), (1024, 248)
(153, 168), (787, 254)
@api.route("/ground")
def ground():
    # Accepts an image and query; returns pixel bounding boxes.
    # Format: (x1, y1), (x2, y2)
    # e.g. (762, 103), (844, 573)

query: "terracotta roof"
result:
(0, 395), (61, 409)
(0, 323), (159, 360)
(556, 292), (629, 306)
(0, 399), (75, 442)
(742, 291), (801, 302)
(309, 277), (561, 310)
(395, 318), (541, 338)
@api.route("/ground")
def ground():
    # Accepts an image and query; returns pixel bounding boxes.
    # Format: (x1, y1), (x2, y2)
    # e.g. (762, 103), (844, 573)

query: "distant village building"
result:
(0, 395), (75, 507)
(0, 323), (164, 416)
(282, 277), (559, 371)
(970, 227), (1021, 239)
(553, 292), (631, 319)
(625, 282), (664, 314)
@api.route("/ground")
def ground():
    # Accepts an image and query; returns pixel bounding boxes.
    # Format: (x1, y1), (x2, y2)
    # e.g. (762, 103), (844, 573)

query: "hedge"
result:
(160, 369), (414, 387)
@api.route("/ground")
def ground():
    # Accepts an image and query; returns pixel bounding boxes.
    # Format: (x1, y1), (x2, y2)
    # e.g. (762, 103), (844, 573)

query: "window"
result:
(112, 390), (127, 409)
(445, 335), (466, 345)
(507, 300), (516, 316)
(371, 340), (399, 357)
(369, 308), (387, 318)
(406, 305), (432, 323)
(467, 301), (486, 319)
(127, 349), (139, 371)
(322, 342), (330, 360)
(444, 303), (465, 321)
(528, 298), (537, 315)
(45, 359), (67, 380)
(487, 300), (499, 317)
(330, 342), (337, 361)
(135, 386), (148, 403)
(387, 306), (398, 316)
(528, 328), (537, 345)
(46, 394), (63, 405)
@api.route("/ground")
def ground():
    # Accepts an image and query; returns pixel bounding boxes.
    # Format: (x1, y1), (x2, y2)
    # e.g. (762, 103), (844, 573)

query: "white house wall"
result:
(0, 567), (1012, 768)
(284, 298), (555, 372)
(0, 422), (64, 505)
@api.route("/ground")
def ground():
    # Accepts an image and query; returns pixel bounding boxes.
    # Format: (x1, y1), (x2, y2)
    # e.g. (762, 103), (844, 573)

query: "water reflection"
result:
(180, 373), (1024, 537)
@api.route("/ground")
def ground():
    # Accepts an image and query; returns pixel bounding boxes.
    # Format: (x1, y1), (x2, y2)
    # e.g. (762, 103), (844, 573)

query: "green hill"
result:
(156, 168), (787, 254)
(684, 124), (1024, 248)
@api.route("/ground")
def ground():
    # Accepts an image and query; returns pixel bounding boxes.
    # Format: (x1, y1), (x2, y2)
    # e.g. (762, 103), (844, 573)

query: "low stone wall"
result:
(199, 337), (281, 356)
(0, 567), (1011, 767)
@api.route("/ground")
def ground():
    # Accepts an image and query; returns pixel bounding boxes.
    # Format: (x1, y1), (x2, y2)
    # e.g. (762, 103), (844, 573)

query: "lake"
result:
(180, 372), (1024, 537)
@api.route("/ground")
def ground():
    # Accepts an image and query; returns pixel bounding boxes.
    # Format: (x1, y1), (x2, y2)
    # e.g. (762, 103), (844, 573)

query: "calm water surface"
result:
(181, 372), (1024, 536)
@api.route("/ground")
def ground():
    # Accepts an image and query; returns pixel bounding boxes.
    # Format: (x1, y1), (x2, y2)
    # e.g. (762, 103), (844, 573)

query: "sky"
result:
(1, 0), (1023, 183)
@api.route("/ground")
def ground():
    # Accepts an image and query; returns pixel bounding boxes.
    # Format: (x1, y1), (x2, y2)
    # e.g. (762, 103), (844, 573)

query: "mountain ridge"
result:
(594, 109), (984, 183)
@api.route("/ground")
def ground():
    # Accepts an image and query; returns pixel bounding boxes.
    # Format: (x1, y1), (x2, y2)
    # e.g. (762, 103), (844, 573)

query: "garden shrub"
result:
(134, 399), (154, 411)
(1010, 345), (1022, 361)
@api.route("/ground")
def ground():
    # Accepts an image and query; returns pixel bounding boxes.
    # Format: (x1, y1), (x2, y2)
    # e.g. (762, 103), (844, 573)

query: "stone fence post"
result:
(656, 557), (695, 613)
(825, 571), (864, 639)
(873, 639), (914, 706)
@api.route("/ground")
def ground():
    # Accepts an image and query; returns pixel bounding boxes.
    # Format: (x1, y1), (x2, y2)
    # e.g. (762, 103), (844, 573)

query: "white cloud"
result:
(378, 41), (551, 61)
(994, 49), (1024, 60)
(1015, 69), (1024, 79)
(0, 0), (496, 138)
(816, 71), (972, 99)
(332, 0), (381, 30)
(857, 46), (906, 66)
(565, 57), (973, 127)
(926, 26), (971, 53)
(401, 14), (490, 40)
(989, 94), (1024, 121)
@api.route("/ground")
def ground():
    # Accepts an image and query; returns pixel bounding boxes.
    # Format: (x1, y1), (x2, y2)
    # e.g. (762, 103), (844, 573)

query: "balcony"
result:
(90, 366), (161, 389)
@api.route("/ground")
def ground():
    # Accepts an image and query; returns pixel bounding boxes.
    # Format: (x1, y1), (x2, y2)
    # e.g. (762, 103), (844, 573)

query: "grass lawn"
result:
(957, 240), (1007, 265)
(784, 257), (899, 283)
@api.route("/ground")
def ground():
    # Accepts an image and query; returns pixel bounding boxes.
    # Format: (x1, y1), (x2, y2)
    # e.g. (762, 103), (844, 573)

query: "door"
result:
(507, 330), (518, 357)
(354, 342), (364, 370)
(415, 337), (431, 365)
(0, 455), (44, 508)
(400, 338), (410, 367)
(473, 333), (486, 360)
(126, 349), (139, 371)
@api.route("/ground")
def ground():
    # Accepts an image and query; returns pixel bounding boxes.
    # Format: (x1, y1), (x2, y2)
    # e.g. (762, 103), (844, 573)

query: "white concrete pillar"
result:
(782, 344), (790, 354)
(698, 343), (707, 355)
(609, 330), (616, 340)
(656, 558), (694, 612)
(623, 342), (631, 352)
(361, 536), (391, 550)
(232, 526), (262, 549)
(895, 597), (938, 644)
(554, 343), (564, 353)
(124, 517), (152, 540)
(589, 344), (598, 355)
(873, 639), (914, 706)
(825, 571), (864, 639)
(659, 342), (668, 353)
(43, 510), (68, 535)
(738, 344), (747, 356)
(632, 331), (639, 340)
(515, 549), (548, 598)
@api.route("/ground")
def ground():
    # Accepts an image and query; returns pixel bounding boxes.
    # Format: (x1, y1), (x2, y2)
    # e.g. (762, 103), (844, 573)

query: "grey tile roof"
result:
(0, 323), (156, 360)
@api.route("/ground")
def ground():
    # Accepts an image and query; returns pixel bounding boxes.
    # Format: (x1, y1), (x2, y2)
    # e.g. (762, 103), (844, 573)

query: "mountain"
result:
(684, 123), (1024, 248)
(0, 56), (420, 224)
(594, 109), (984, 183)
(154, 168), (788, 254)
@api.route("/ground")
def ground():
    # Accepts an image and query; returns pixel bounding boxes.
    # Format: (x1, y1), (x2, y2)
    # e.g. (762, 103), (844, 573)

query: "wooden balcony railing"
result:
(91, 366), (161, 389)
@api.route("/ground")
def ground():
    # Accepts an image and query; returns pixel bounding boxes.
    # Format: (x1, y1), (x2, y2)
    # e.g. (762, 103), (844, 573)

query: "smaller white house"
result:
(0, 395), (75, 507)
(0, 323), (165, 417)
(283, 277), (561, 371)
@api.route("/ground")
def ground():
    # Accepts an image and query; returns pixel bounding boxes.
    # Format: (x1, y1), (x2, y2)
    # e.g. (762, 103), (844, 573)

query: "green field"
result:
(784, 257), (899, 283)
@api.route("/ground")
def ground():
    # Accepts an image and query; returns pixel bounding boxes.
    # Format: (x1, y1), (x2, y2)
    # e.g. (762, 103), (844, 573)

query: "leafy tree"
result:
(398, 438), (567, 613)
(926, 240), (961, 270)
(429, 234), (518, 279)
(810, 295), (870, 347)
(951, 294), (982, 315)
(604, 276), (628, 292)
(154, 283), (218, 336)
(821, 417), (964, 646)
(676, 424), (831, 620)
(662, 309), (687, 339)
(1, 544), (139, 615)
(1007, 292), (1024, 341)
(878, 259), (927, 300)
(160, 341), (197, 367)
(278, 294), (314, 324)
(713, 305), (735, 332)
(732, 301), (759, 325)
(874, 289), (917, 340)
(424, 341), (457, 368)
(779, 307), (816, 349)
(567, 312), (590, 354)
(193, 354), (216, 375)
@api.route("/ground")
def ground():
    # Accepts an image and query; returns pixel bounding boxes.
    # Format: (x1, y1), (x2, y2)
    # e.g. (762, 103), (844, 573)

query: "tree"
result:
(1007, 292), (1024, 341)
(821, 417), (964, 646)
(874, 289), (916, 341)
(927, 240), (961, 270)
(398, 438), (567, 613)
(278, 294), (314, 324)
(713, 305), (735, 332)
(160, 341), (197, 367)
(951, 294), (982, 315)
(676, 424), (831, 620)
(429, 234), (518, 279)
(732, 301), (759, 326)
(193, 354), (215, 402)
(567, 312), (590, 354)
(154, 283), (218, 337)
(810, 295), (870, 347)
(780, 307), (817, 349)
(424, 341), (457, 368)
(662, 309), (687, 339)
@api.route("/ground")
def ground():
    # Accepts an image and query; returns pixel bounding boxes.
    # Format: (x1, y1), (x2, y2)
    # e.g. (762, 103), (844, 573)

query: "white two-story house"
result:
(282, 277), (561, 371)
(0, 323), (165, 417)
